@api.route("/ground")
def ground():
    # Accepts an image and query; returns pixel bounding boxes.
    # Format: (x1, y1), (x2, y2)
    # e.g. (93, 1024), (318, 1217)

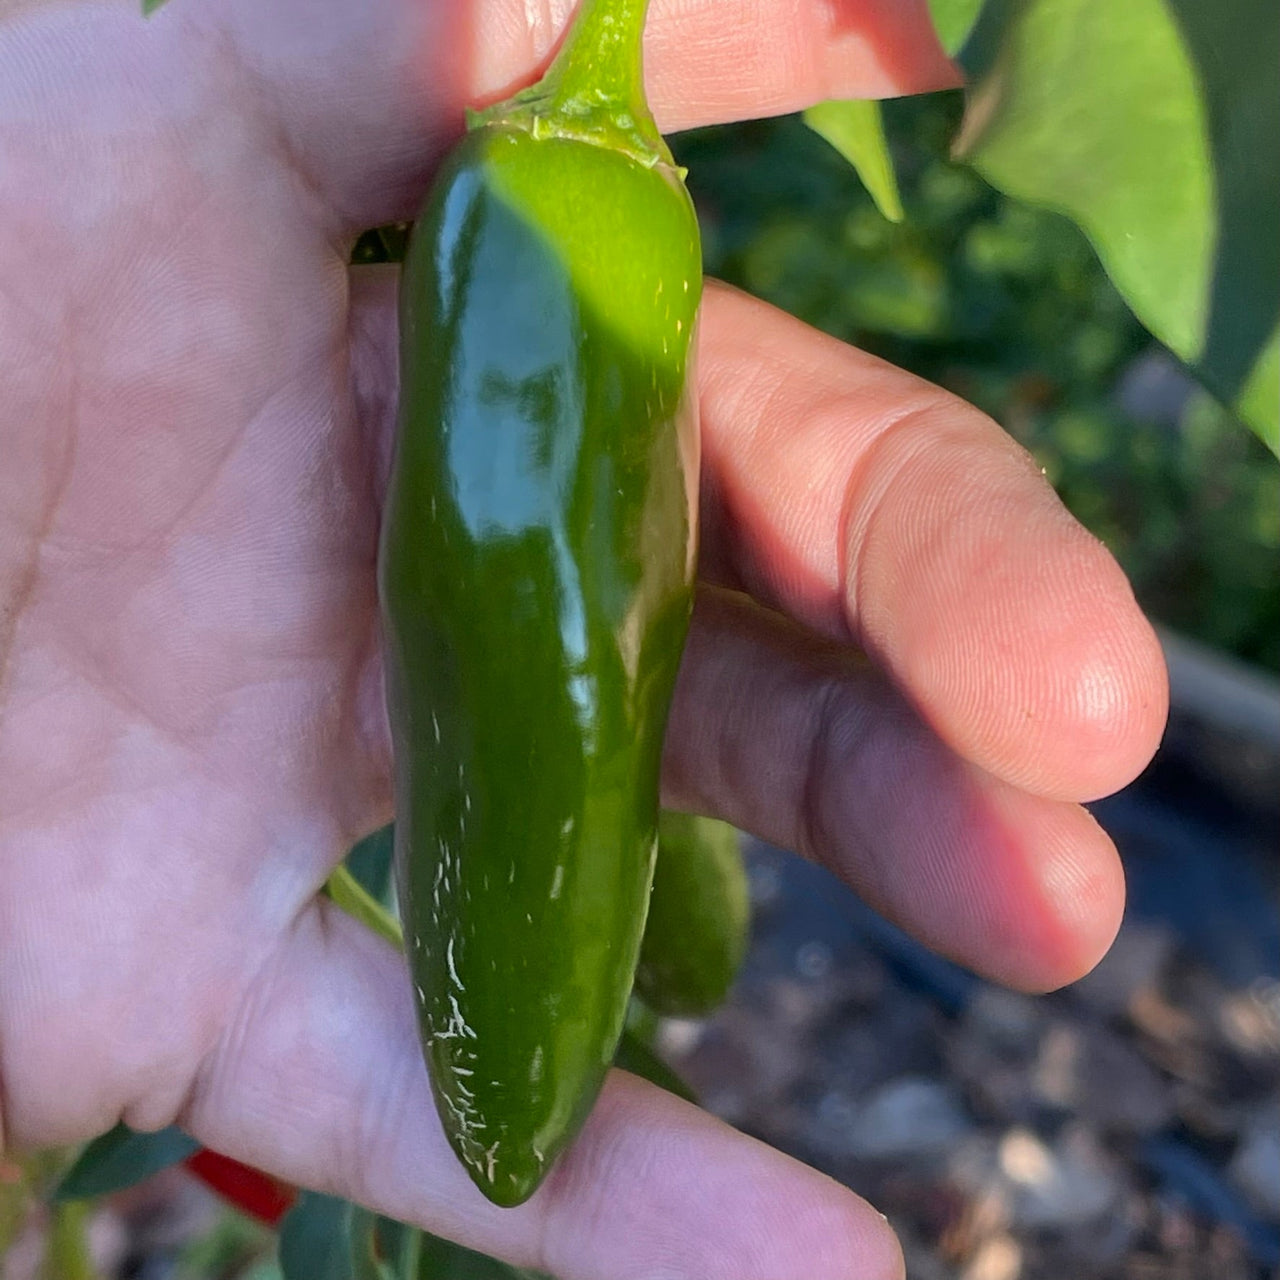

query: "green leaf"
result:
(53, 1124), (199, 1201)
(953, 0), (1280, 447)
(141, 0), (168, 13)
(955, 0), (1215, 366)
(927, 0), (987, 54)
(1163, 0), (1280, 435)
(375, 225), (411, 264)
(1236, 325), (1279, 455)
(279, 1194), (391, 1280)
(350, 226), (411, 267)
(416, 1233), (547, 1280)
(803, 100), (903, 223)
(345, 825), (395, 903)
(613, 1028), (697, 1104)
(374, 1219), (424, 1280)
(624, 996), (660, 1046)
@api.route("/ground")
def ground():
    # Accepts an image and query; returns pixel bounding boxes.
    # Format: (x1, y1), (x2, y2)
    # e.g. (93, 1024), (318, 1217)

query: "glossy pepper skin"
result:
(634, 813), (750, 1017)
(379, 115), (701, 1205)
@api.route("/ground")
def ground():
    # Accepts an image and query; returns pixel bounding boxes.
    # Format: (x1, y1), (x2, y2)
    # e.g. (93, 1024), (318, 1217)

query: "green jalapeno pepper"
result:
(634, 813), (750, 1017)
(378, 0), (702, 1207)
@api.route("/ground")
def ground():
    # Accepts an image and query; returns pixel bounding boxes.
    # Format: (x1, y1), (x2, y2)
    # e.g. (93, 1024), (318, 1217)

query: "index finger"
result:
(200, 0), (958, 229)
(696, 284), (1169, 802)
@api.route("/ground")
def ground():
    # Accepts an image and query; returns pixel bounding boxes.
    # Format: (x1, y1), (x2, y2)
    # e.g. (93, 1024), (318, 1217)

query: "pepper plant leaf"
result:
(416, 1233), (549, 1279)
(1164, 0), (1280, 434)
(953, 0), (1279, 453)
(1236, 325), (1279, 454)
(344, 823), (395, 903)
(53, 1124), (199, 1201)
(803, 100), (903, 223)
(614, 1026), (698, 1104)
(955, 0), (1214, 362)
(926, 0), (987, 54)
(279, 1193), (392, 1280)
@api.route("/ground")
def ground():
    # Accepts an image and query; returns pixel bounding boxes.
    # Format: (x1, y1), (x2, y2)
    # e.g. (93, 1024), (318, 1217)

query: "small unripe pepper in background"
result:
(378, 0), (702, 1206)
(634, 813), (750, 1017)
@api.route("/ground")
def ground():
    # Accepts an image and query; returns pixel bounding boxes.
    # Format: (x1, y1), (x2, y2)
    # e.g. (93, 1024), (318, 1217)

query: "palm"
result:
(1, 2), (1166, 1277)
(0, 12), (383, 1146)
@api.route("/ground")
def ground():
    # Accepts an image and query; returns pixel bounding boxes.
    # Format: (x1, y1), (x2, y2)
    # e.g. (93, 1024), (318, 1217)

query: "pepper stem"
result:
(543, 0), (650, 119)
(472, 0), (673, 168)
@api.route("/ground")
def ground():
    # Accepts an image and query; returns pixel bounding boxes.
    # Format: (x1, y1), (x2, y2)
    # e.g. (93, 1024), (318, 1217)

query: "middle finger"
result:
(662, 585), (1126, 993)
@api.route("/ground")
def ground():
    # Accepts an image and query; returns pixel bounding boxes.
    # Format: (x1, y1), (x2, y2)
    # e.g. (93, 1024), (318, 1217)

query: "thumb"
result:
(180, 901), (904, 1280)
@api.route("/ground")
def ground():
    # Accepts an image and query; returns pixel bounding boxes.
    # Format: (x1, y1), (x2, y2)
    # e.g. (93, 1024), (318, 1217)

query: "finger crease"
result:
(798, 673), (849, 871)
(173, 907), (301, 1145)
(0, 1037), (9, 1158)
(841, 399), (947, 643)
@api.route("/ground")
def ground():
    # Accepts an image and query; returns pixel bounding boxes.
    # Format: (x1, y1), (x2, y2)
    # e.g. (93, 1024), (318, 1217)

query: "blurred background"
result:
(678, 94), (1278, 673)
(663, 96), (1279, 1280)
(4, 82), (1278, 1280)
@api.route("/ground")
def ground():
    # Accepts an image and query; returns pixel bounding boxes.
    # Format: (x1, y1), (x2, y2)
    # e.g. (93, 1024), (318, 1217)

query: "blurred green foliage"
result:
(180, 1217), (275, 1280)
(673, 93), (1279, 672)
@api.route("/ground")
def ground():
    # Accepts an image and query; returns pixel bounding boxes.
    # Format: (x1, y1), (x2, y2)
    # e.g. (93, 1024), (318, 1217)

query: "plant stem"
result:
(45, 1202), (97, 1280)
(543, 0), (650, 120)
(396, 1224), (423, 1280)
(324, 866), (403, 950)
(474, 0), (672, 167)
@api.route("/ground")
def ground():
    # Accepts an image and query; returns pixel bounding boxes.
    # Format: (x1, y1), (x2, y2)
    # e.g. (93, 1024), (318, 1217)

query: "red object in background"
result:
(184, 1149), (296, 1226)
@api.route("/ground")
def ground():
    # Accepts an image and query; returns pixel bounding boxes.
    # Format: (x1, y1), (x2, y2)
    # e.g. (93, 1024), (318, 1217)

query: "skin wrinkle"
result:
(537, 1084), (675, 1279)
(54, 668), (189, 769)
(181, 907), (415, 1220)
(351, 1031), (433, 1223)
(315, 315), (394, 838)
(826, 699), (1101, 989)
(177, 880), (352, 1160)
(24, 342), (365, 748)
(343, 620), (394, 840)
(840, 398), (952, 649)
(0, 657), (76, 726)
(803, 624), (972, 942)
(4, 650), (357, 1145)
(517, 0), (565, 70)
(304, 918), (378, 1199)
(114, 383), (264, 560)
(473, 0), (586, 109)
(347, 267), (402, 515)
(0, 353), (78, 716)
(44, 577), (273, 755)
(797, 671), (856, 870)
(178, 906), (285, 1141)
(699, 291), (954, 645)
(0, 767), (97, 830)
(0, 545), (39, 708)
(6, 843), (192, 1146)
(221, 28), (348, 252)
(702, 339), (836, 625)
(0, 225), (74, 674)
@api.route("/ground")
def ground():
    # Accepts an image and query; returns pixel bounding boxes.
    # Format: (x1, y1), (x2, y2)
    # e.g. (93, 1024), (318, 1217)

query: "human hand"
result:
(0, 1), (1166, 1276)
